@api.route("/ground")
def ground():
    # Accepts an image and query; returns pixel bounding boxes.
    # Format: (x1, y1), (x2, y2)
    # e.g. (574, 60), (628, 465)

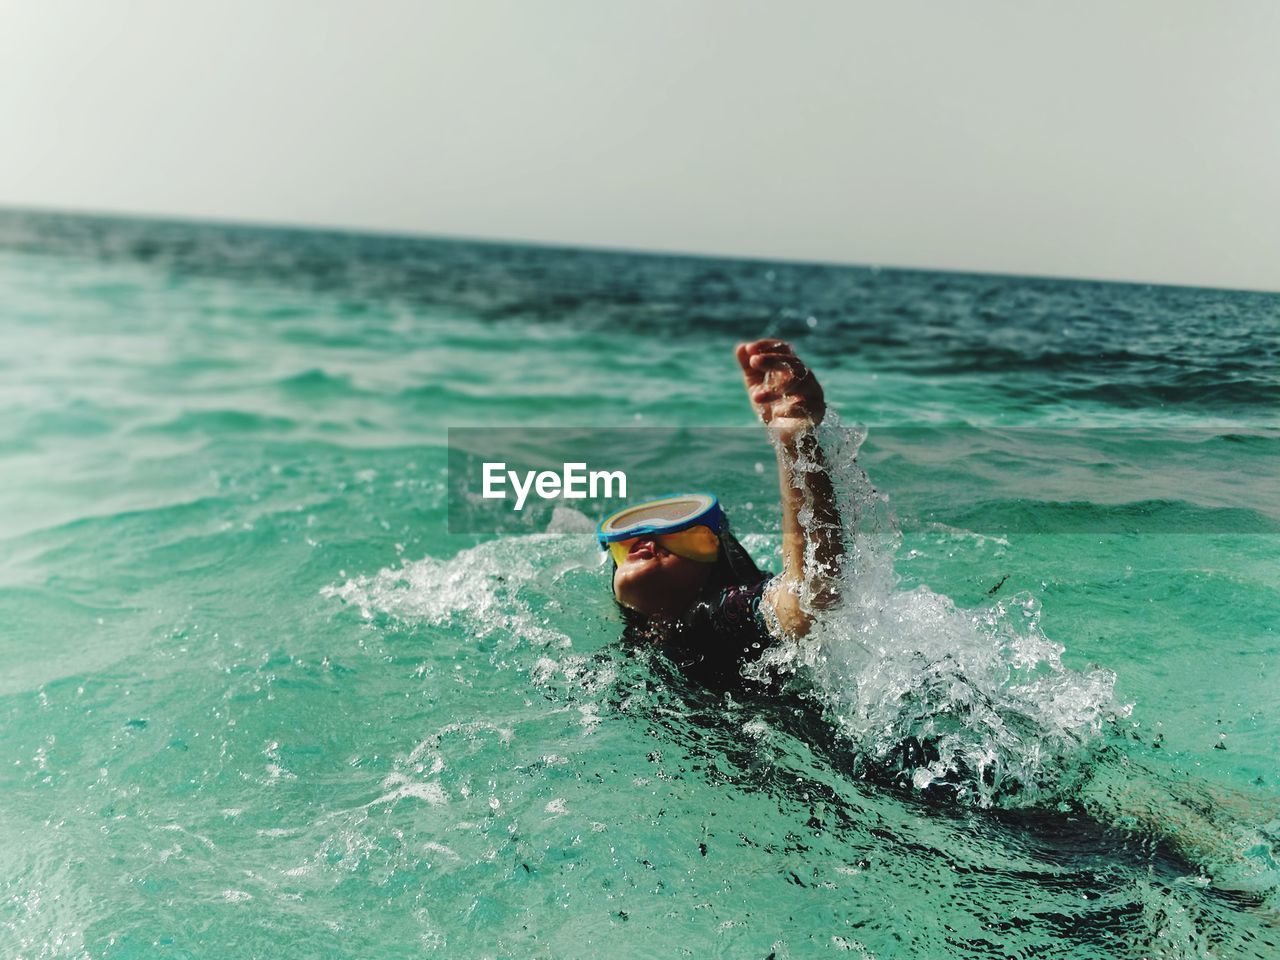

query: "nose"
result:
(628, 538), (667, 557)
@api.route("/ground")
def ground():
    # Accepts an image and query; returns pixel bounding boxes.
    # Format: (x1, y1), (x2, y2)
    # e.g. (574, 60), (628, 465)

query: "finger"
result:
(750, 353), (806, 369)
(750, 385), (783, 405)
(737, 345), (765, 388)
(773, 396), (820, 422)
(767, 368), (822, 400)
(750, 354), (810, 379)
(743, 339), (795, 358)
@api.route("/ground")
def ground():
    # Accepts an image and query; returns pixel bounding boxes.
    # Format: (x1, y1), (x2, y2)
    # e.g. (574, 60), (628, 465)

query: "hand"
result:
(735, 339), (825, 440)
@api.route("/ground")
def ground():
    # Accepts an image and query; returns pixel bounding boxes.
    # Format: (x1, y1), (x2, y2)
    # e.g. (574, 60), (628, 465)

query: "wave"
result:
(130, 409), (301, 437)
(274, 368), (358, 395)
(930, 499), (1280, 536)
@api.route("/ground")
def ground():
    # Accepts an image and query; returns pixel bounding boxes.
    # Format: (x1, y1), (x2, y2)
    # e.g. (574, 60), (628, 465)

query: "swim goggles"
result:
(597, 493), (724, 566)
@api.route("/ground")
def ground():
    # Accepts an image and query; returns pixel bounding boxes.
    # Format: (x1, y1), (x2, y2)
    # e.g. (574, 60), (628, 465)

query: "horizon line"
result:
(1, 200), (1275, 298)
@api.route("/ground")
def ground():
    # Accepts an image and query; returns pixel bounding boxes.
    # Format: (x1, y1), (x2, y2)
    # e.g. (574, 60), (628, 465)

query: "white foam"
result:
(751, 415), (1127, 808)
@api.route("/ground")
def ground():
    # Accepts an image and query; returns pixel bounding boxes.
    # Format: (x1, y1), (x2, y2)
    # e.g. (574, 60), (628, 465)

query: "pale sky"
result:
(2, 1), (1278, 291)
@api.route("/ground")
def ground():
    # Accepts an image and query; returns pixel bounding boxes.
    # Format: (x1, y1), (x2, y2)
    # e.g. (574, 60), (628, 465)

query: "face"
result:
(611, 537), (713, 620)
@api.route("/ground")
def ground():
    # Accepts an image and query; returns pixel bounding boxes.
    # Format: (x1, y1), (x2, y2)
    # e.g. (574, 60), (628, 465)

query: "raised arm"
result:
(736, 340), (844, 637)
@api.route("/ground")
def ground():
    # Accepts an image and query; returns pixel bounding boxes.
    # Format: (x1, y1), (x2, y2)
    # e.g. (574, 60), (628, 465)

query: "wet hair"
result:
(701, 525), (769, 595)
(610, 518), (769, 632)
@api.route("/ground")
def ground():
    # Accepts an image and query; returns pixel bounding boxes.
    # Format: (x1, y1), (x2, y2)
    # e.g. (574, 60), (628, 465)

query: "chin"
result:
(613, 560), (708, 620)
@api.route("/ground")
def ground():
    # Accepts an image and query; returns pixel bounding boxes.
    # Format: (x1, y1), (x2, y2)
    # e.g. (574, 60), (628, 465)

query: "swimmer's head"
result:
(598, 494), (766, 622)
(611, 537), (714, 619)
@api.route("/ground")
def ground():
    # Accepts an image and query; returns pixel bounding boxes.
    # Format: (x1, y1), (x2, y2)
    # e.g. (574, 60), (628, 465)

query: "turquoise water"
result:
(1, 209), (1278, 958)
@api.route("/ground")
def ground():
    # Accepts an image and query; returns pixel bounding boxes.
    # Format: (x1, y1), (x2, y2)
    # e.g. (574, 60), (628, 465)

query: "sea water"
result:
(1, 209), (1277, 958)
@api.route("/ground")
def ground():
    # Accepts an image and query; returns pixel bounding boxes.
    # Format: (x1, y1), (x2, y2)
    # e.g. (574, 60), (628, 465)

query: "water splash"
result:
(321, 533), (589, 651)
(321, 528), (619, 710)
(752, 413), (1129, 808)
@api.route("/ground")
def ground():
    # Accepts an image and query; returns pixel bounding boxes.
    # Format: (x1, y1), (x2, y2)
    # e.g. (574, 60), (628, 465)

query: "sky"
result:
(1, 1), (1277, 291)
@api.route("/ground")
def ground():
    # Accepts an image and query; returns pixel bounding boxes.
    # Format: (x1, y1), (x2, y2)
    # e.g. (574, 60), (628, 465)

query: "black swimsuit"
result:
(662, 575), (777, 686)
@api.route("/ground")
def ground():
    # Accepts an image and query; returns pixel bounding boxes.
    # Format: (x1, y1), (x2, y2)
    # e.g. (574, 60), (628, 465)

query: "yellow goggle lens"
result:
(608, 525), (721, 566)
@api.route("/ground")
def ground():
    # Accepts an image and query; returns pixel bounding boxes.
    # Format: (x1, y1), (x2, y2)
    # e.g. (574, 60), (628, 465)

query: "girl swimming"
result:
(598, 339), (843, 680)
(596, 339), (1279, 896)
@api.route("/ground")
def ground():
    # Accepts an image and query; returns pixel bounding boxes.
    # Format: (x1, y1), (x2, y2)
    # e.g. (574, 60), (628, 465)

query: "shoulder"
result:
(762, 577), (815, 639)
